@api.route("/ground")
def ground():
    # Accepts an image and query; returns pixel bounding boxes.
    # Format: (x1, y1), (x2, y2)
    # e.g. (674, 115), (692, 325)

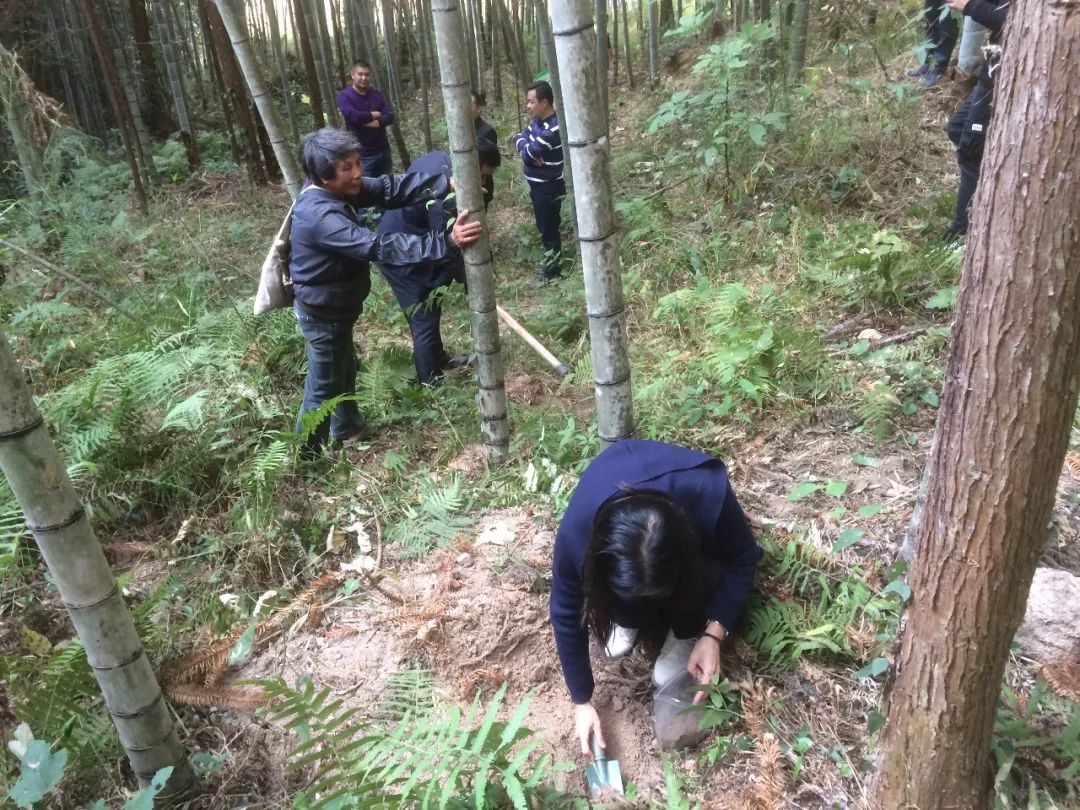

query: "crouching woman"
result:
(289, 128), (481, 454)
(550, 439), (764, 753)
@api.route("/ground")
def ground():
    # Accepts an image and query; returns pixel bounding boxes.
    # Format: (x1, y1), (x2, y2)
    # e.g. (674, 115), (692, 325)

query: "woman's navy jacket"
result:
(550, 440), (763, 704)
(289, 173), (456, 320)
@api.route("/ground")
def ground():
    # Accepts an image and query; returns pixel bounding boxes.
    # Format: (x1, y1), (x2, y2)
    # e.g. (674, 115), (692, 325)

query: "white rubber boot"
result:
(604, 624), (639, 658)
(652, 629), (696, 687)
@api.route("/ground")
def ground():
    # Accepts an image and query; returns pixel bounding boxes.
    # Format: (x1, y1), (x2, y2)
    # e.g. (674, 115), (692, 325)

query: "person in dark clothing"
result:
(943, 0), (1009, 238)
(377, 142), (502, 386)
(906, 0), (959, 88)
(513, 80), (565, 285)
(289, 128), (482, 454)
(550, 440), (764, 754)
(336, 61), (395, 177)
(472, 91), (498, 203)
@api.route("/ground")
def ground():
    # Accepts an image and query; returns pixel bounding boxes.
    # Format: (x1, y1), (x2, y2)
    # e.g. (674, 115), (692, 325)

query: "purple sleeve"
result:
(337, 89), (373, 128)
(703, 484), (764, 630)
(376, 89), (395, 128)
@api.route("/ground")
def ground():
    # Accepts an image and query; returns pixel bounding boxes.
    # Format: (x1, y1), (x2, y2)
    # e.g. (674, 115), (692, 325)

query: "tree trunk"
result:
(549, 0), (634, 446)
(128, 0), (175, 136)
(304, 0), (340, 127)
(379, 0), (412, 167)
(116, 48), (161, 189)
(595, 0), (608, 114)
(418, 0), (434, 151)
(0, 326), (197, 796)
(264, 0), (301, 145)
(292, 0), (325, 126)
(150, 0), (201, 170)
(496, 0), (529, 90)
(214, 0), (303, 198)
(788, 0), (809, 77)
(430, 0), (510, 456)
(647, 0), (658, 84)
(659, 0), (673, 27)
(491, 0), (503, 101)
(873, 2), (1080, 805)
(621, 0), (634, 87)
(79, 0), (149, 213)
(202, 0), (268, 184)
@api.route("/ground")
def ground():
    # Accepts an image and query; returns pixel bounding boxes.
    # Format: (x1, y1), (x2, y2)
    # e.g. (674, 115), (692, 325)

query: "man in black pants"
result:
(376, 143), (502, 386)
(943, 0), (1009, 239)
(513, 80), (565, 286)
(906, 0), (959, 88)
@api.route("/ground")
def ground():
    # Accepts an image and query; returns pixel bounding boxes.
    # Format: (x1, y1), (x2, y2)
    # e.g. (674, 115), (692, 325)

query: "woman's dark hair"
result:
(581, 489), (703, 643)
(476, 137), (502, 170)
(471, 90), (486, 107)
(299, 128), (361, 185)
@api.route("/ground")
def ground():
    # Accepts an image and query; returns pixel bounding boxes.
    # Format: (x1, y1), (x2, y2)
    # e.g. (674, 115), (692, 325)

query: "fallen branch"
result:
(1, 238), (145, 327)
(829, 326), (931, 357)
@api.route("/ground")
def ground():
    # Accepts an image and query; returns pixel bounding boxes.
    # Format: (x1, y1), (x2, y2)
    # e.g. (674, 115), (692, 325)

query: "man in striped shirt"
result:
(514, 80), (565, 285)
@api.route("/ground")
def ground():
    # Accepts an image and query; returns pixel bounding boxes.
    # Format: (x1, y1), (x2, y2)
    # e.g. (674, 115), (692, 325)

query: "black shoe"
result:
(443, 354), (471, 369)
(330, 420), (375, 449)
(940, 226), (966, 246)
(921, 69), (945, 89)
(529, 270), (561, 288)
(906, 63), (930, 78)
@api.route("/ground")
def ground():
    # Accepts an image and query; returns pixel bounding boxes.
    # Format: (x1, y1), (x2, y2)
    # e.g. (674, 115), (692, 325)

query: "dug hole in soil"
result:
(232, 507), (676, 802)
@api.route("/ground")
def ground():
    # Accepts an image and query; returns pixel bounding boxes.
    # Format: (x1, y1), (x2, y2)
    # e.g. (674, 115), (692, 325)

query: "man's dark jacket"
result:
(289, 173), (456, 320)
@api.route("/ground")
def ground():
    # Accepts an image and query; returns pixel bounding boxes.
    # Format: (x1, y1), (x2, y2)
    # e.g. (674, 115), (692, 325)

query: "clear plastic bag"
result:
(653, 670), (709, 750)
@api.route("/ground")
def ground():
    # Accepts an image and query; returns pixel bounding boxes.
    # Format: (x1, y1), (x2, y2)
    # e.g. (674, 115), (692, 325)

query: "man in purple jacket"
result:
(337, 61), (395, 177)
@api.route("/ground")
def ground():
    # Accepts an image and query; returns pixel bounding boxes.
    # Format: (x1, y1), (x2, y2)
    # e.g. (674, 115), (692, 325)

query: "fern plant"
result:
(257, 674), (570, 809)
(387, 475), (473, 557)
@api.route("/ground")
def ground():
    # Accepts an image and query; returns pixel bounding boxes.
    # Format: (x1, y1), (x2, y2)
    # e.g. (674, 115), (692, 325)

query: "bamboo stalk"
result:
(0, 326), (196, 796)
(430, 0), (510, 456)
(213, 0), (303, 198)
(549, 0), (634, 446)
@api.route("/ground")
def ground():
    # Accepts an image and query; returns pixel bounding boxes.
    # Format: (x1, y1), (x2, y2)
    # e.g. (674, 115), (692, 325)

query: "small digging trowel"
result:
(585, 733), (624, 800)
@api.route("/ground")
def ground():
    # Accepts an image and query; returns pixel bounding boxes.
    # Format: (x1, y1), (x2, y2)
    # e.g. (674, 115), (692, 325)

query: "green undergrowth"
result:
(2, 10), (1076, 809)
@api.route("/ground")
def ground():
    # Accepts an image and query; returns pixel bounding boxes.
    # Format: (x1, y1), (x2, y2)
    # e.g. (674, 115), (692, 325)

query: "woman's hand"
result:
(687, 623), (725, 704)
(573, 702), (605, 755)
(450, 209), (482, 248)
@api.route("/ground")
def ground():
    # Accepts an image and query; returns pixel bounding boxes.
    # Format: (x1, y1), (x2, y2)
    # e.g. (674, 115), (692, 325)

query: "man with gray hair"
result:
(289, 128), (482, 455)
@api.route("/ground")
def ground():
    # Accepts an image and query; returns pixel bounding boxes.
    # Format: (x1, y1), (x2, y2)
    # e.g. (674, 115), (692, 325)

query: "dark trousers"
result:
(381, 260), (465, 385)
(921, 0), (959, 70)
(294, 305), (365, 451)
(361, 148), (393, 178)
(946, 82), (993, 233)
(529, 179), (566, 278)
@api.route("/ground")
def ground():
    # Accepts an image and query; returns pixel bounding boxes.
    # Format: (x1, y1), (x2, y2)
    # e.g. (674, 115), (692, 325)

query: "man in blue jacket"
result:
(289, 128), (482, 454)
(377, 142), (502, 386)
(943, 0), (1009, 239)
(550, 440), (763, 754)
(513, 80), (565, 285)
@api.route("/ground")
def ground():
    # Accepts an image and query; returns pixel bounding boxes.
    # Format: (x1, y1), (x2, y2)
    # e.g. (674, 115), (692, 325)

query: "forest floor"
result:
(2, 16), (1080, 810)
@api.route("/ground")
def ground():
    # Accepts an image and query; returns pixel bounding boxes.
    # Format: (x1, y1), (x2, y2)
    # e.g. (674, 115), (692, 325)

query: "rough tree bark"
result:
(263, 0), (300, 144)
(128, 0), (175, 136)
(0, 326), (197, 796)
(202, 0), (269, 184)
(873, 1), (1080, 805)
(430, 0), (510, 456)
(788, 0), (809, 77)
(292, 0), (326, 126)
(213, 0), (303, 198)
(150, 0), (201, 169)
(79, 0), (149, 213)
(549, 0), (634, 446)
